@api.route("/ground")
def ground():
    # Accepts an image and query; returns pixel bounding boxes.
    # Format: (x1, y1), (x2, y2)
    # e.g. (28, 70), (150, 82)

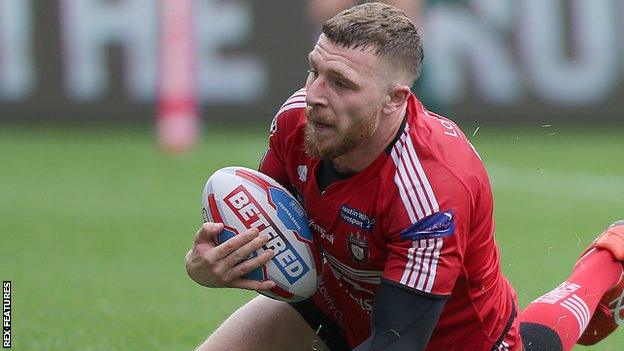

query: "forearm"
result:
(353, 281), (446, 351)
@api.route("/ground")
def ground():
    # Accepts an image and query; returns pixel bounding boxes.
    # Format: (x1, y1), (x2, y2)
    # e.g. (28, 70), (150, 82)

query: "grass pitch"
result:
(0, 124), (622, 350)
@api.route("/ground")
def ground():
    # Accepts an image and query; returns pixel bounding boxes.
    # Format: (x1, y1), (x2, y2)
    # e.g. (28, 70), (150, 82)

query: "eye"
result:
(334, 80), (349, 89)
(307, 69), (318, 78)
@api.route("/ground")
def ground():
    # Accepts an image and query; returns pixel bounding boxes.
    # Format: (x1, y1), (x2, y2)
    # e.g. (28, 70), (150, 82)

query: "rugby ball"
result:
(202, 166), (320, 302)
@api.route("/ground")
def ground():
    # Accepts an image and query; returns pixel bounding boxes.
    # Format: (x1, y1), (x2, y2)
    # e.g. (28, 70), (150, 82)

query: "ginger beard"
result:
(304, 102), (380, 160)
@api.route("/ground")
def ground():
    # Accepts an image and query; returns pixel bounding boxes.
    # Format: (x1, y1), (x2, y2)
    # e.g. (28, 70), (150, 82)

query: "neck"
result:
(331, 104), (407, 173)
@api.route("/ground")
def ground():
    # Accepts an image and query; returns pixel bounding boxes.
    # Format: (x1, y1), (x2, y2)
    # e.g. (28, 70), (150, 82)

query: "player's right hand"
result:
(185, 222), (276, 291)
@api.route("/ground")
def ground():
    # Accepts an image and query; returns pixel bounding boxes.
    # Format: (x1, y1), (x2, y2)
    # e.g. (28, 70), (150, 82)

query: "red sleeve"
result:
(382, 180), (473, 298)
(258, 88), (307, 186)
(258, 114), (288, 185)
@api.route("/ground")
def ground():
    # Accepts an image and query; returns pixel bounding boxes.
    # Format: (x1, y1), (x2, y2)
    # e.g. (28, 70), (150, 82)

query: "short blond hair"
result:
(322, 2), (423, 84)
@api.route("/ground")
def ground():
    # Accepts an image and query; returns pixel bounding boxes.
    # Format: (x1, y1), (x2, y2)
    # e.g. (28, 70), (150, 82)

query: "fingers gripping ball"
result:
(202, 166), (321, 302)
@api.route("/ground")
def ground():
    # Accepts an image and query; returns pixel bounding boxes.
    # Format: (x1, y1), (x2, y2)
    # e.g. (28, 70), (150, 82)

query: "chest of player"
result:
(288, 162), (388, 274)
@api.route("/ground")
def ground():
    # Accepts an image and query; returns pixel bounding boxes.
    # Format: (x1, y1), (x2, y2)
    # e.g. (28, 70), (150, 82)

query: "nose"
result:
(305, 76), (327, 108)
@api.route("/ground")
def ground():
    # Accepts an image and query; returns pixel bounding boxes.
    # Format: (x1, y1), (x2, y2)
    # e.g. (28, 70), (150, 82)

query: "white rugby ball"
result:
(202, 166), (320, 302)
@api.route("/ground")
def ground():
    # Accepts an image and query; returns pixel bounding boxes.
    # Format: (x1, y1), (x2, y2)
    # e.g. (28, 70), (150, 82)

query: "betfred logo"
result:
(224, 185), (309, 284)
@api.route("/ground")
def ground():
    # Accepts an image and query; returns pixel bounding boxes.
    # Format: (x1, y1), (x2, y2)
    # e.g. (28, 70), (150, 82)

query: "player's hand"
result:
(185, 222), (276, 291)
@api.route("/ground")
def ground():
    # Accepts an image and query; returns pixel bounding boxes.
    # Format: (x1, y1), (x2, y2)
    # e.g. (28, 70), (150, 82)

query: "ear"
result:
(382, 85), (411, 115)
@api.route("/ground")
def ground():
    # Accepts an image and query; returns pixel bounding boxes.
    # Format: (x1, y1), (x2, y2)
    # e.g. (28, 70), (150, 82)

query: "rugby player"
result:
(185, 3), (624, 350)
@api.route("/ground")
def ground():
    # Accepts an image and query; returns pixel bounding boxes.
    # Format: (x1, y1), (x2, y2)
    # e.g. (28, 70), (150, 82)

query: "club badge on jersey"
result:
(347, 232), (369, 264)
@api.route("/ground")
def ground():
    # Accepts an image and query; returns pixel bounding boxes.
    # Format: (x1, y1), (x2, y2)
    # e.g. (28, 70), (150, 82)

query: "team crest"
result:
(347, 233), (369, 264)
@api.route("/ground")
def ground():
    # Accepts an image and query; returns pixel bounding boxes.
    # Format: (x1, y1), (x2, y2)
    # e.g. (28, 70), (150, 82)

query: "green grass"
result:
(0, 124), (622, 350)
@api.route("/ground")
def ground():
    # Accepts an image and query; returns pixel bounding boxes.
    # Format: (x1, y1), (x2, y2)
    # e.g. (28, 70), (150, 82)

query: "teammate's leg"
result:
(520, 221), (624, 351)
(195, 295), (328, 351)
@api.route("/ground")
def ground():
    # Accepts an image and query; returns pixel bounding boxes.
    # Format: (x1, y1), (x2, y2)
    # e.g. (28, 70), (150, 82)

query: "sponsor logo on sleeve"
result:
(400, 210), (455, 241)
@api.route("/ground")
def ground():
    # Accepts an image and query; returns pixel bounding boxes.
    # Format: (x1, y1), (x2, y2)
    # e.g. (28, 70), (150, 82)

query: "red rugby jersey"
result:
(259, 88), (520, 351)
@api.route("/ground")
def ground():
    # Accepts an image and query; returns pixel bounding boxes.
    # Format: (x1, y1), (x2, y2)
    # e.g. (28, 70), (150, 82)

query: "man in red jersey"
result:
(185, 3), (624, 350)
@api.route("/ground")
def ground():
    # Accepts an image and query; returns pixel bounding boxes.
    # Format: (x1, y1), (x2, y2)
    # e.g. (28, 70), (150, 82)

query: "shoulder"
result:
(276, 87), (307, 115)
(385, 98), (491, 224)
(408, 101), (488, 193)
(270, 87), (308, 138)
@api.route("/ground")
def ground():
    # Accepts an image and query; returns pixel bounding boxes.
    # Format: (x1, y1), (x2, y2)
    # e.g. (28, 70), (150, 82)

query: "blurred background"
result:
(3, 0), (623, 124)
(1, 0), (623, 350)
